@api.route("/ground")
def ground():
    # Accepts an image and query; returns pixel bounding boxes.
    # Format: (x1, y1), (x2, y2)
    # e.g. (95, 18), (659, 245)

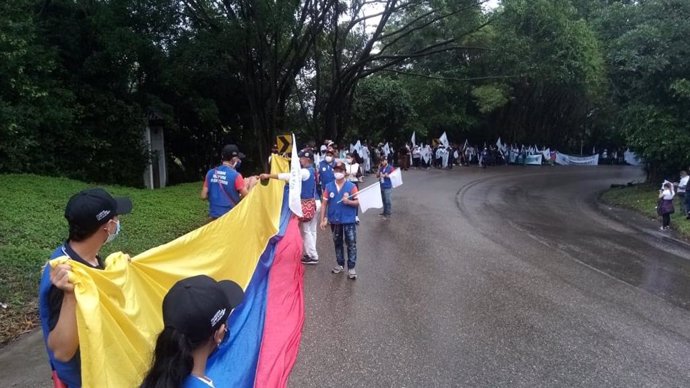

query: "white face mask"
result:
(334, 172), (345, 180)
(325, 156), (333, 163)
(105, 219), (120, 244)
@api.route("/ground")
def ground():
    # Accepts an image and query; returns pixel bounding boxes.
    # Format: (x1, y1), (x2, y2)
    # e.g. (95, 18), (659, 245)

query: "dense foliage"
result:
(1, 0), (688, 183)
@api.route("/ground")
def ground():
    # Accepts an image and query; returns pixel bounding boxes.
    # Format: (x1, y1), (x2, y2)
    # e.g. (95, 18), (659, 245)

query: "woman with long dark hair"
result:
(140, 275), (244, 388)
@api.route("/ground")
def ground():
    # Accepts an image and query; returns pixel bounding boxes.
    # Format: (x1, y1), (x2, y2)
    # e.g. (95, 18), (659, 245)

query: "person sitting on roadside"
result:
(140, 275), (244, 388)
(39, 188), (133, 388)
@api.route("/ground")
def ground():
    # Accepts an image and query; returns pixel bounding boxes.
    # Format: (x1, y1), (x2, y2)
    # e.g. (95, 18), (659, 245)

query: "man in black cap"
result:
(201, 144), (252, 220)
(38, 188), (133, 388)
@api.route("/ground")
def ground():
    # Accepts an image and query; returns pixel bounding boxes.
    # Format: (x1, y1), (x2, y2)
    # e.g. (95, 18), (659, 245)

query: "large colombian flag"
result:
(44, 156), (304, 387)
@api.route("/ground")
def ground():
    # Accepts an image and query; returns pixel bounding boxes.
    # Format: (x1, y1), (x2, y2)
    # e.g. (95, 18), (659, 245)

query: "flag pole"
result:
(336, 182), (380, 203)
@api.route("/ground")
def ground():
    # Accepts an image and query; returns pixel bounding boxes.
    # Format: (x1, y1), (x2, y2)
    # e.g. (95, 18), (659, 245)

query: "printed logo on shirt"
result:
(322, 167), (327, 171)
(329, 192), (335, 198)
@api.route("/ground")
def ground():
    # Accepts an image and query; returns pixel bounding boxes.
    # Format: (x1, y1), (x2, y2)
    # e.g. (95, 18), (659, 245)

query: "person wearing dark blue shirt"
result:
(317, 148), (336, 195)
(320, 161), (360, 279)
(39, 188), (133, 388)
(377, 159), (394, 219)
(201, 144), (250, 220)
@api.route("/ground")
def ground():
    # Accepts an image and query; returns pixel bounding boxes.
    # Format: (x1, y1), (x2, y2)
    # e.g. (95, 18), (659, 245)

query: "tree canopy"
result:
(1, 0), (688, 184)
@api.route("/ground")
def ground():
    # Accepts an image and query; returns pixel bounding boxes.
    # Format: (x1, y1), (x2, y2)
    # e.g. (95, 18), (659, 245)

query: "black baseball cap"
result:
(298, 149), (314, 160)
(163, 275), (244, 342)
(65, 188), (132, 234)
(222, 144), (246, 160)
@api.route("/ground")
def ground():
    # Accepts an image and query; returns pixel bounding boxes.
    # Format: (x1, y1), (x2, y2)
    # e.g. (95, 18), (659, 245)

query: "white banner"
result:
(357, 182), (384, 213)
(389, 168), (403, 188)
(288, 133), (303, 217)
(525, 154), (543, 165)
(555, 153), (599, 166)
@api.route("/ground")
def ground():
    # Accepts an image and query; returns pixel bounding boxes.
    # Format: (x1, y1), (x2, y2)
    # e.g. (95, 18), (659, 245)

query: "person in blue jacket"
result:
(317, 148), (336, 196)
(201, 144), (250, 221)
(140, 275), (244, 388)
(377, 158), (394, 219)
(320, 161), (360, 279)
(38, 188), (133, 388)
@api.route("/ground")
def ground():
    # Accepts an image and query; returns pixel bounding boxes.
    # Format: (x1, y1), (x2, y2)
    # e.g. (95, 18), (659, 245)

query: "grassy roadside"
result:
(0, 174), (207, 345)
(601, 184), (690, 238)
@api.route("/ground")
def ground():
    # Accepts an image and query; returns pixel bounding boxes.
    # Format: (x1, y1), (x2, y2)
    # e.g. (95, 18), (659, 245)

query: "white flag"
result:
(288, 133), (303, 217)
(354, 140), (363, 156)
(496, 137), (502, 149)
(382, 143), (390, 156)
(389, 167), (403, 188)
(411, 131), (416, 147)
(357, 182), (383, 213)
(439, 132), (449, 148)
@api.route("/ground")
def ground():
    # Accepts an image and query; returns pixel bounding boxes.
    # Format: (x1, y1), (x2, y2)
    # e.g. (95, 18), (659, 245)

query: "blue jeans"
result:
(330, 223), (357, 269)
(381, 188), (392, 216)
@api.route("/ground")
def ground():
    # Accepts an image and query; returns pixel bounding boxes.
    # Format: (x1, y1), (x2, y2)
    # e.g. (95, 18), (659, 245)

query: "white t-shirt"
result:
(661, 189), (675, 200)
(679, 176), (689, 192)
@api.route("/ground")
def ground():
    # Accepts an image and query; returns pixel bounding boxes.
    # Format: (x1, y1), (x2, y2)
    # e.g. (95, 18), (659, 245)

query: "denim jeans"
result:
(381, 188), (392, 216)
(330, 223), (357, 269)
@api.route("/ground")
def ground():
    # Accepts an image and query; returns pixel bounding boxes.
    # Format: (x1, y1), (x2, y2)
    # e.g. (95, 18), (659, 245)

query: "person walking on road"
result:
(320, 161), (360, 279)
(377, 159), (393, 219)
(676, 170), (689, 217)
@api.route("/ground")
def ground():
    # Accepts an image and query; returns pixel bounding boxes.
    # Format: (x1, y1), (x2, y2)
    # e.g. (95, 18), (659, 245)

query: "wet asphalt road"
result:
(289, 165), (690, 387)
(3, 166), (690, 387)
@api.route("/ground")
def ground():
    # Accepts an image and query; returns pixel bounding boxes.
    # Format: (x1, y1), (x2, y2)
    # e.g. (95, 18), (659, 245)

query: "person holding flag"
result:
(260, 149), (321, 265)
(320, 161), (360, 279)
(377, 158), (394, 219)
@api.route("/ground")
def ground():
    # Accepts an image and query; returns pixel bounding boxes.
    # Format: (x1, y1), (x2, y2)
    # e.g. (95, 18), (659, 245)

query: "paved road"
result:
(289, 166), (690, 387)
(4, 166), (690, 387)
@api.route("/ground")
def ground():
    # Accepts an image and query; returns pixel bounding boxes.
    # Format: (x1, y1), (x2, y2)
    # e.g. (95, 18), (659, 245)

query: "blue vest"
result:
(325, 181), (358, 224)
(206, 165), (242, 218)
(301, 166), (317, 199)
(379, 165), (393, 189)
(38, 245), (83, 388)
(318, 160), (335, 188)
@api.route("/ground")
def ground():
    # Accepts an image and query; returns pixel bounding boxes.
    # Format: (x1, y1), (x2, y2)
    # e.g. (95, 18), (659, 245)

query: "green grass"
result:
(601, 184), (690, 238)
(0, 174), (207, 344)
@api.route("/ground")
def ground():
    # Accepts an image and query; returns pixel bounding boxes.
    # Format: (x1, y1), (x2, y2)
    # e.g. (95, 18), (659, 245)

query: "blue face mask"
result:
(234, 160), (242, 170)
(105, 220), (120, 244)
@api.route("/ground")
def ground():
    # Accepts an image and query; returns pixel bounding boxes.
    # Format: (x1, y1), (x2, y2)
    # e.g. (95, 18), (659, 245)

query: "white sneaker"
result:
(348, 268), (357, 279)
(332, 265), (344, 274)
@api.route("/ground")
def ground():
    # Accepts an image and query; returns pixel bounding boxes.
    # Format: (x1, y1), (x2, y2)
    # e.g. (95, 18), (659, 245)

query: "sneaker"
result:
(332, 265), (344, 274)
(301, 256), (319, 265)
(356, 216), (360, 225)
(348, 268), (357, 279)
